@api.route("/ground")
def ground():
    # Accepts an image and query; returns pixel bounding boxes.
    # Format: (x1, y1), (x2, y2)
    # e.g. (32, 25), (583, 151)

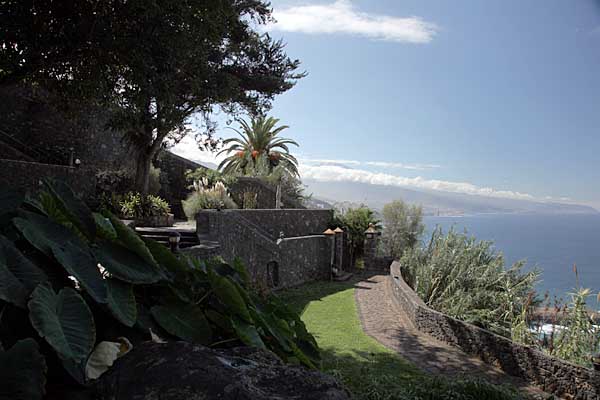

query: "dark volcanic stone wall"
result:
(156, 152), (203, 218)
(233, 209), (333, 238)
(0, 85), (133, 170)
(197, 210), (332, 289)
(389, 262), (600, 400)
(0, 159), (97, 201)
(277, 236), (332, 285)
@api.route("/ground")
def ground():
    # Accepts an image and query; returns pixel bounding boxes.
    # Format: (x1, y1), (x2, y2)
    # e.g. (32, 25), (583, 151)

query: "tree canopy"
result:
(0, 0), (304, 192)
(217, 116), (299, 177)
(381, 200), (424, 259)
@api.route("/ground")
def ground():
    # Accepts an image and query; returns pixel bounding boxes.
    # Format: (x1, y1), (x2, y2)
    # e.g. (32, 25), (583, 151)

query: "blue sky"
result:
(174, 0), (600, 209)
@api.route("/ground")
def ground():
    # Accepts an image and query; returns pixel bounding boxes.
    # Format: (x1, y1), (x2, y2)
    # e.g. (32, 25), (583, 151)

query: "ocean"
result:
(424, 213), (600, 309)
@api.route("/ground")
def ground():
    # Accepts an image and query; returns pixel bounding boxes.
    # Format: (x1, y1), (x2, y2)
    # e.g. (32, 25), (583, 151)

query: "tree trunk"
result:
(135, 150), (152, 195)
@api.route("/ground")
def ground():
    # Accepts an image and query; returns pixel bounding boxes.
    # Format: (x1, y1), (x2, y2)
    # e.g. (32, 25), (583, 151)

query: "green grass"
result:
(278, 280), (526, 400)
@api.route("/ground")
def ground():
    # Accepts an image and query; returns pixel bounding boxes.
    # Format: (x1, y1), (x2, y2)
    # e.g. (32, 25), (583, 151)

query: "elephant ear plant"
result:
(0, 180), (320, 400)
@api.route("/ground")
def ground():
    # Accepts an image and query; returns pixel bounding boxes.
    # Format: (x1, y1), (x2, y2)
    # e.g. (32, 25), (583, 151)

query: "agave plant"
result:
(217, 116), (299, 177)
(0, 180), (320, 399)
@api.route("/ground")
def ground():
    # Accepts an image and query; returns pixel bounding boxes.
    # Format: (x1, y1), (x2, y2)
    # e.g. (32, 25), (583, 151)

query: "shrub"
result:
(401, 227), (539, 337)
(185, 167), (237, 189)
(333, 205), (380, 264)
(95, 169), (135, 195)
(0, 180), (320, 399)
(381, 200), (424, 259)
(119, 192), (171, 219)
(182, 181), (238, 220)
(550, 288), (600, 367)
(242, 191), (258, 209)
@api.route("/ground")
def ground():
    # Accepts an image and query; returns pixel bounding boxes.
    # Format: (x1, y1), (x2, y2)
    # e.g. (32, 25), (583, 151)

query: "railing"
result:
(0, 128), (64, 165)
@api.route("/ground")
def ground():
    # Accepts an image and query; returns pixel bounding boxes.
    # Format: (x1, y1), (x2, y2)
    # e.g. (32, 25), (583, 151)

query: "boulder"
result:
(95, 341), (350, 400)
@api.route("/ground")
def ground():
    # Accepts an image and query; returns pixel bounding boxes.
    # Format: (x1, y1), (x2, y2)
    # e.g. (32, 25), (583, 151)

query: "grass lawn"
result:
(278, 280), (525, 400)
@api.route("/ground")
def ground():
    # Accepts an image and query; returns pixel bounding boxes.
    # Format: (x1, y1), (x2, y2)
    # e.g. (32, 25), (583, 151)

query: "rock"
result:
(95, 341), (350, 400)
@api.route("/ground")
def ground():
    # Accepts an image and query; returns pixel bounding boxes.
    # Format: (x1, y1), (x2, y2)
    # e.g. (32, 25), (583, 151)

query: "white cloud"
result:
(300, 164), (536, 201)
(268, 0), (437, 43)
(172, 138), (536, 201)
(171, 136), (225, 167)
(300, 157), (440, 170)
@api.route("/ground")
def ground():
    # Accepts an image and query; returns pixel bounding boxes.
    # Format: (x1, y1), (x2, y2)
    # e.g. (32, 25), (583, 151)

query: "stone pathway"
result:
(354, 274), (553, 399)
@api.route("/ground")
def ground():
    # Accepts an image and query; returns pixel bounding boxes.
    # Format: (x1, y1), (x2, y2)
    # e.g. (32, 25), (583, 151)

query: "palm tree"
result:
(217, 116), (299, 177)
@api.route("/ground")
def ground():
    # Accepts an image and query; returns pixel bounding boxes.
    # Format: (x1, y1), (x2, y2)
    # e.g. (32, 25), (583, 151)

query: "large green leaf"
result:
(28, 283), (96, 362)
(231, 318), (266, 349)
(250, 308), (292, 353)
(0, 257), (28, 308)
(231, 257), (250, 286)
(0, 338), (47, 400)
(107, 214), (158, 267)
(13, 212), (107, 303)
(151, 304), (212, 345)
(61, 358), (86, 385)
(142, 236), (186, 277)
(208, 269), (252, 323)
(43, 180), (96, 241)
(0, 236), (48, 291)
(94, 241), (164, 284)
(0, 236), (48, 308)
(93, 213), (117, 241)
(142, 237), (200, 302)
(106, 278), (137, 327)
(0, 188), (23, 217)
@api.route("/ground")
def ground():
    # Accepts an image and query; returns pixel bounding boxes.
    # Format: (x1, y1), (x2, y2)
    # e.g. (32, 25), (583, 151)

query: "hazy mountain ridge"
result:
(304, 180), (598, 216)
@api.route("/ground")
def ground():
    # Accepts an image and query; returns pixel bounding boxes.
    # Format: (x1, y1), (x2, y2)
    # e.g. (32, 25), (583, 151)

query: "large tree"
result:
(381, 200), (424, 259)
(0, 0), (304, 193)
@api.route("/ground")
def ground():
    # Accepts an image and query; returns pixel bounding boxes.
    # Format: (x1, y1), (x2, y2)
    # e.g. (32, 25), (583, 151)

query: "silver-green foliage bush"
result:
(400, 227), (540, 337)
(550, 288), (600, 367)
(182, 182), (238, 220)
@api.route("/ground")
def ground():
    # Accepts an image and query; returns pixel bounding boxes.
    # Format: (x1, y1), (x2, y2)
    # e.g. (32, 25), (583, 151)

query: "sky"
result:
(174, 0), (600, 209)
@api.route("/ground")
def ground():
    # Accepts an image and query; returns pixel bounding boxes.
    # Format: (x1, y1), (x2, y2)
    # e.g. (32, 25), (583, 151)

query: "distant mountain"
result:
(303, 197), (334, 209)
(304, 179), (598, 216)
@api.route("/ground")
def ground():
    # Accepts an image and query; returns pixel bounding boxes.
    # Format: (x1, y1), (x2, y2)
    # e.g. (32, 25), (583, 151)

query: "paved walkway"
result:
(354, 274), (553, 399)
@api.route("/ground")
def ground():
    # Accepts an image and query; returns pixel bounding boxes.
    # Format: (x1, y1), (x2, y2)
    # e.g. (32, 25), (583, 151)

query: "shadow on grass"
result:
(276, 272), (379, 315)
(319, 347), (528, 400)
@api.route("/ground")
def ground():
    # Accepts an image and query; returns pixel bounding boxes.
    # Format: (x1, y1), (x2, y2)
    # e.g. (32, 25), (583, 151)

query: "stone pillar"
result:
(334, 227), (344, 272)
(363, 223), (381, 270)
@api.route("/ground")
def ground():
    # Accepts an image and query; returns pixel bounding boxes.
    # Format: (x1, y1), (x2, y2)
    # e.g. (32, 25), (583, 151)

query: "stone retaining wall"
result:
(197, 210), (331, 289)
(389, 261), (600, 400)
(0, 159), (96, 202)
(156, 152), (203, 218)
(230, 209), (333, 238)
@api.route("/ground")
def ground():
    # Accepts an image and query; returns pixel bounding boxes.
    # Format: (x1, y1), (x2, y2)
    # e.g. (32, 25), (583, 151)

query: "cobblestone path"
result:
(354, 274), (553, 399)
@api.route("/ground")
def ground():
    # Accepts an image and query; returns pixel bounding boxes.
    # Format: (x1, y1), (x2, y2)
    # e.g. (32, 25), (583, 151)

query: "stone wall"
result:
(156, 152), (203, 218)
(277, 236), (332, 286)
(196, 210), (332, 289)
(0, 159), (97, 201)
(389, 261), (600, 400)
(230, 209), (333, 238)
(0, 85), (133, 170)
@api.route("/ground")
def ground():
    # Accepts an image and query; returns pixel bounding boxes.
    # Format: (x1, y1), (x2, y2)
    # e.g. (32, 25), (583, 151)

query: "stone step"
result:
(135, 227), (201, 250)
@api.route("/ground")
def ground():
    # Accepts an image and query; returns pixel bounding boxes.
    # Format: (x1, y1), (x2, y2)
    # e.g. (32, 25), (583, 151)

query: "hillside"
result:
(304, 179), (598, 216)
